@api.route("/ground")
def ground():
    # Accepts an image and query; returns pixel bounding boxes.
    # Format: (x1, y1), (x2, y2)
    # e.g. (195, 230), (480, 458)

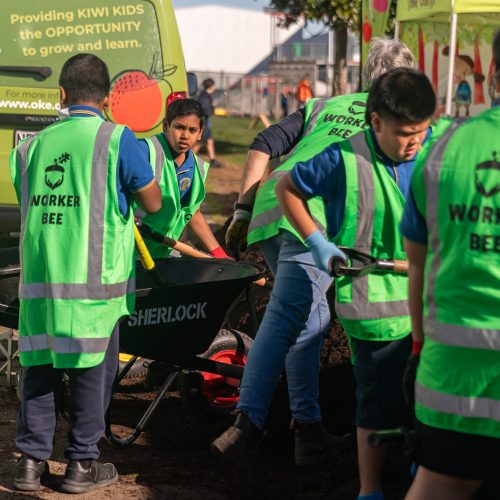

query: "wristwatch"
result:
(234, 202), (252, 211)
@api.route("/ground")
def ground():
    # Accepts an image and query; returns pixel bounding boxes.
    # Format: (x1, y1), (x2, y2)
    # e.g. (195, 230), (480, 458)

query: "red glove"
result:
(209, 246), (233, 259)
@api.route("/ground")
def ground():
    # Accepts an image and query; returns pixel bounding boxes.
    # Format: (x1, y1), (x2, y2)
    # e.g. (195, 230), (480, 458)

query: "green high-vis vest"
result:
(10, 117), (135, 369)
(333, 131), (411, 341)
(138, 133), (209, 258)
(247, 93), (369, 245)
(411, 110), (500, 438)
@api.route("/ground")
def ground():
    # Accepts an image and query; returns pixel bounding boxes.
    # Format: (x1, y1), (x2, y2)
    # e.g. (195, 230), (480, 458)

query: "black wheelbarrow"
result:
(0, 246), (264, 446)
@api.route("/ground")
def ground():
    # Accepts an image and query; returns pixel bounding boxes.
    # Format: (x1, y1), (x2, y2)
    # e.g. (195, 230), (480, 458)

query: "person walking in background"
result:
(296, 76), (313, 108)
(275, 69), (436, 500)
(10, 53), (161, 494)
(401, 31), (500, 500)
(193, 78), (222, 168)
(280, 89), (290, 117)
(213, 39), (416, 485)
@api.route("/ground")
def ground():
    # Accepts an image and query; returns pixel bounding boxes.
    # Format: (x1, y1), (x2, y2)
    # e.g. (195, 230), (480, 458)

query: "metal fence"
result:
(193, 70), (302, 118)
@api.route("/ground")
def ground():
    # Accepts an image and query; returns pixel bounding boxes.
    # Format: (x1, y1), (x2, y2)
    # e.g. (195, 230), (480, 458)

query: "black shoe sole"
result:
(60, 474), (118, 494)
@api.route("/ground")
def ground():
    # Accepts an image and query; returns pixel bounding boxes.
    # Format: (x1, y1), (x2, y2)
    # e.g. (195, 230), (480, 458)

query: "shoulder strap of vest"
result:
(148, 135), (166, 181)
(342, 131), (375, 252)
(193, 153), (208, 181)
(281, 99), (327, 163)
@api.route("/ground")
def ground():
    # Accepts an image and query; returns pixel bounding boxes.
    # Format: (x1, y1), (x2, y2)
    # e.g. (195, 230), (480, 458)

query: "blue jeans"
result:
(238, 231), (332, 429)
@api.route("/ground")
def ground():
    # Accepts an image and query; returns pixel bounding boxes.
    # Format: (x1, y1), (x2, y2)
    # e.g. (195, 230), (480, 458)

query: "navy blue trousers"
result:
(16, 324), (119, 461)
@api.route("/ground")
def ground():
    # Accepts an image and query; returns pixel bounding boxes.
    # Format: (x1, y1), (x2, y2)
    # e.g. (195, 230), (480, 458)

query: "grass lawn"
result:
(211, 115), (269, 166)
(197, 116), (271, 228)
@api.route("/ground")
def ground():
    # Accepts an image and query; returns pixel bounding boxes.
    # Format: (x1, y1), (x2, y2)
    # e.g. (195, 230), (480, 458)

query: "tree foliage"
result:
(267, 0), (361, 32)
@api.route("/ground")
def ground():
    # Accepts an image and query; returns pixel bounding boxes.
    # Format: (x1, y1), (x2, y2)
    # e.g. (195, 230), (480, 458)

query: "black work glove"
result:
(403, 353), (420, 411)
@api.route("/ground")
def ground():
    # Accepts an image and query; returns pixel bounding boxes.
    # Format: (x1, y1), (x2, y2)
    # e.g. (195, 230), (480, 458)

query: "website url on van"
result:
(0, 100), (60, 111)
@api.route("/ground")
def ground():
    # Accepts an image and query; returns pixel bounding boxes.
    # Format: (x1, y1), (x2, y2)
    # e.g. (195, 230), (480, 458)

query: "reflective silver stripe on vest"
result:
(197, 156), (206, 179)
(17, 135), (38, 284)
(282, 99), (327, 162)
(248, 195), (327, 236)
(150, 135), (165, 181)
(247, 100), (327, 236)
(416, 381), (500, 421)
(424, 318), (500, 350)
(19, 334), (109, 354)
(19, 122), (135, 300)
(420, 119), (496, 348)
(335, 133), (409, 320)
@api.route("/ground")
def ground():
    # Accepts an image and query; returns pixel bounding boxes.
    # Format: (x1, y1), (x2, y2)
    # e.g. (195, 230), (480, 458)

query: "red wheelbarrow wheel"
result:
(179, 329), (252, 423)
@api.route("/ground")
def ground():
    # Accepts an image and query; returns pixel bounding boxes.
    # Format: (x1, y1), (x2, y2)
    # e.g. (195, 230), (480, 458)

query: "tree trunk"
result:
(333, 26), (348, 96)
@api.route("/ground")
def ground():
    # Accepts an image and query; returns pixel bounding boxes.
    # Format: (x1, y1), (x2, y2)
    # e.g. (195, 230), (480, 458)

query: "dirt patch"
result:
(0, 162), (413, 499)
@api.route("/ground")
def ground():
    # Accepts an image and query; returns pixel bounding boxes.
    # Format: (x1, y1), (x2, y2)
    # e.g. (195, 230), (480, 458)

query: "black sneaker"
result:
(60, 459), (118, 494)
(14, 457), (49, 491)
(209, 159), (223, 168)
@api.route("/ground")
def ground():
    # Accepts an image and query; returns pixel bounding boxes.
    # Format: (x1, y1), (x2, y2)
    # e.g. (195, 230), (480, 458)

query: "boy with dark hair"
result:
(138, 97), (228, 259)
(276, 68), (436, 500)
(401, 32), (500, 500)
(193, 78), (222, 168)
(10, 53), (161, 494)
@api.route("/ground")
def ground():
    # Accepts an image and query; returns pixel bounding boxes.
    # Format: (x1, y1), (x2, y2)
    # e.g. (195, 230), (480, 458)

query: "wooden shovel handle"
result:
(156, 233), (268, 288)
(393, 259), (409, 274)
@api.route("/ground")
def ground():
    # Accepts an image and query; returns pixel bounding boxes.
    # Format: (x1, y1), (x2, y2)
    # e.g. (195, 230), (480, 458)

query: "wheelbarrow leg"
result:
(105, 370), (178, 446)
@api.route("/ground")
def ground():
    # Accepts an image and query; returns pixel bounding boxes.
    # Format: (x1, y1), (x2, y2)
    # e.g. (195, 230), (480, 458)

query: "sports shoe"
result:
(292, 420), (348, 466)
(14, 456), (49, 491)
(60, 459), (118, 494)
(211, 411), (262, 485)
(209, 159), (223, 168)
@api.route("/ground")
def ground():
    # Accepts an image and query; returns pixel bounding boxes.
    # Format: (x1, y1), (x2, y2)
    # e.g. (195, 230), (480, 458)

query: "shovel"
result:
(330, 247), (408, 278)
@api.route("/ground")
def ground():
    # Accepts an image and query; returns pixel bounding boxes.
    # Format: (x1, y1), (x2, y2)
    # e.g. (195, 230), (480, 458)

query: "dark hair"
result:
(59, 53), (110, 105)
(365, 68), (436, 126)
(202, 78), (215, 90)
(166, 98), (204, 128)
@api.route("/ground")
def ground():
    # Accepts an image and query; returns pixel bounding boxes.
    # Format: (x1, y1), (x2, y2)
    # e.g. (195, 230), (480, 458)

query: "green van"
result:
(0, 0), (195, 241)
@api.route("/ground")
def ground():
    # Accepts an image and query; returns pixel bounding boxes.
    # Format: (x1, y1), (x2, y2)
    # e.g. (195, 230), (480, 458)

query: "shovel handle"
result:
(134, 225), (155, 271)
(392, 259), (409, 274)
(138, 222), (269, 288)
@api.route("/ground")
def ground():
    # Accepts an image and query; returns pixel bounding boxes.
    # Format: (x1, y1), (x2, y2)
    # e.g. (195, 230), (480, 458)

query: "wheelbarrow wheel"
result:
(179, 329), (252, 424)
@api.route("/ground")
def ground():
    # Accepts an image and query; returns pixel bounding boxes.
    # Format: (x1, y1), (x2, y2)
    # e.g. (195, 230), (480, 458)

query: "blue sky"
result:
(172, 0), (271, 10)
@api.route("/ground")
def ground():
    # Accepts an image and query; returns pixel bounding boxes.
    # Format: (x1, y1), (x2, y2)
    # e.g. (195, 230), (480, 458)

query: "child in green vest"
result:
(11, 53), (161, 494)
(138, 98), (229, 259)
(275, 69), (436, 500)
(401, 31), (500, 500)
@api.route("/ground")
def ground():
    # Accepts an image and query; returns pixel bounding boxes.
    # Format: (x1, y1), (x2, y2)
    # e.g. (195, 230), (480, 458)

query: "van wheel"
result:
(178, 329), (252, 424)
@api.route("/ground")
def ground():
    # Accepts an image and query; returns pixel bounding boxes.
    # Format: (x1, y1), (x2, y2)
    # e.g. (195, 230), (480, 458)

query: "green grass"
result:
(211, 116), (269, 165)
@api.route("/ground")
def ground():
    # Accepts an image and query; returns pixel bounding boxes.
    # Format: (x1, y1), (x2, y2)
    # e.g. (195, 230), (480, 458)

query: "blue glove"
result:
(304, 230), (347, 275)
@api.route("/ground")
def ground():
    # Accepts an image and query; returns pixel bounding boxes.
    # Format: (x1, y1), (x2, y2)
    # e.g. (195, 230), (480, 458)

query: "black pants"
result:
(16, 324), (119, 461)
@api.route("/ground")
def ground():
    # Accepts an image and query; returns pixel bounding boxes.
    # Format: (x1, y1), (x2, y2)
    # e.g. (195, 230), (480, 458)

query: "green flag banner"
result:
(361, 0), (392, 88)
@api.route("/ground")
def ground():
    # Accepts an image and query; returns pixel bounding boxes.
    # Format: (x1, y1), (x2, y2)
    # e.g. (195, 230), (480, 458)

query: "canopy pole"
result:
(394, 21), (400, 40)
(445, 12), (458, 117)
